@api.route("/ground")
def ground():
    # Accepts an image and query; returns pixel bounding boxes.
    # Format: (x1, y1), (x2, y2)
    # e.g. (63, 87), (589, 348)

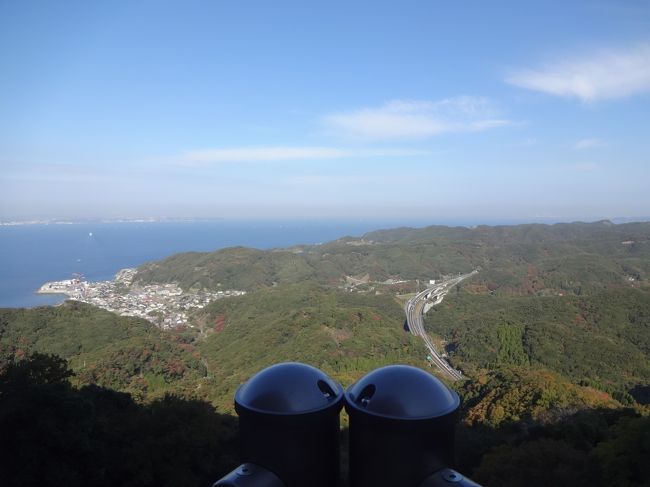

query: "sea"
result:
(0, 219), (438, 308)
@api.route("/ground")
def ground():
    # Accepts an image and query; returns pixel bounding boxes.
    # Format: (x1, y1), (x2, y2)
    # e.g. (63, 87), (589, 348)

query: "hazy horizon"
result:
(3, 213), (650, 228)
(2, 1), (649, 221)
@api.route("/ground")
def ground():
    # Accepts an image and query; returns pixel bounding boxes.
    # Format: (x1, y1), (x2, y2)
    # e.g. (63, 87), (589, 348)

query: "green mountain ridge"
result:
(135, 221), (650, 296)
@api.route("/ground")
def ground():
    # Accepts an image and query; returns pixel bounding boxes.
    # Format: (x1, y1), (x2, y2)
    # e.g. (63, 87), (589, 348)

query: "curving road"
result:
(404, 270), (478, 380)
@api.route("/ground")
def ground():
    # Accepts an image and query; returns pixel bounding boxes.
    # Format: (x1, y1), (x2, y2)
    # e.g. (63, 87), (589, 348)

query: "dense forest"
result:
(135, 220), (650, 295)
(2, 221), (650, 486)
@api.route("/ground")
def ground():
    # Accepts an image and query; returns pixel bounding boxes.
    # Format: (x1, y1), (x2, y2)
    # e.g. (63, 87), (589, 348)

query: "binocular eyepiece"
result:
(213, 363), (481, 487)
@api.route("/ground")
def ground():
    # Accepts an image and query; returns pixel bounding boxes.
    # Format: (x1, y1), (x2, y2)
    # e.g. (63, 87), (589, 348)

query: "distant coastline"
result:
(0, 219), (420, 308)
(3, 218), (650, 308)
(0, 217), (212, 226)
(2, 215), (650, 227)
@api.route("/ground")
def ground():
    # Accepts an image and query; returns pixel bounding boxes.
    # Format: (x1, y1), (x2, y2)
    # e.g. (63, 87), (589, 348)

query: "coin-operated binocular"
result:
(345, 365), (480, 487)
(213, 363), (481, 487)
(213, 362), (344, 487)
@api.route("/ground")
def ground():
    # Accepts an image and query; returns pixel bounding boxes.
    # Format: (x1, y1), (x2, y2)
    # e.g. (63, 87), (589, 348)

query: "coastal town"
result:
(38, 268), (245, 329)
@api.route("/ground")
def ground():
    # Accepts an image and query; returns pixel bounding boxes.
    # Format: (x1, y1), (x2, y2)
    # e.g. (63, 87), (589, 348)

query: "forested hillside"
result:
(135, 220), (650, 296)
(426, 288), (650, 399)
(193, 283), (425, 409)
(0, 351), (238, 486)
(0, 303), (207, 401)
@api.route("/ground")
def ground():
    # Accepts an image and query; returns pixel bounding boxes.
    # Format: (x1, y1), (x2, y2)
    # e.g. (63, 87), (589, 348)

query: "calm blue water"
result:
(0, 219), (435, 308)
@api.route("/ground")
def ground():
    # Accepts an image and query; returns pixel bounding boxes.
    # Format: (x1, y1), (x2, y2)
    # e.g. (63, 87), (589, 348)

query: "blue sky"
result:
(1, 0), (649, 221)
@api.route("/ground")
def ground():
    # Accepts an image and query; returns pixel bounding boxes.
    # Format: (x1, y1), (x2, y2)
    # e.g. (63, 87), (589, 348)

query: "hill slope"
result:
(135, 221), (650, 296)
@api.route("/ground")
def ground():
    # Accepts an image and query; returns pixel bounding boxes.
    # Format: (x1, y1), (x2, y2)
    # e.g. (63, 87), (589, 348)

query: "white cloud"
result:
(323, 96), (511, 140)
(507, 43), (650, 101)
(178, 146), (428, 165)
(574, 138), (605, 149)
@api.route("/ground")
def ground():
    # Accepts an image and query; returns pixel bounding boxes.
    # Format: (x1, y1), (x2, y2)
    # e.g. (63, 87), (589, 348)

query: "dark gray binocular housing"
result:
(213, 363), (481, 487)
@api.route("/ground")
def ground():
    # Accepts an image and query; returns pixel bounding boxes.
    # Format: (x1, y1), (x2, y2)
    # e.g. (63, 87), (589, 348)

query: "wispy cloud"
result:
(178, 146), (428, 165)
(506, 43), (650, 101)
(323, 96), (511, 140)
(574, 138), (605, 149)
